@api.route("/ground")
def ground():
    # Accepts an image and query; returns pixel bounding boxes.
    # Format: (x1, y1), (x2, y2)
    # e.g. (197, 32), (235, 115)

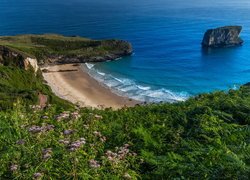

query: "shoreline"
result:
(42, 64), (140, 109)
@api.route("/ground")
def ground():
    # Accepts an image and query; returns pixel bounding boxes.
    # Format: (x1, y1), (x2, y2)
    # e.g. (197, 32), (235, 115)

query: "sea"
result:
(1, 0), (250, 102)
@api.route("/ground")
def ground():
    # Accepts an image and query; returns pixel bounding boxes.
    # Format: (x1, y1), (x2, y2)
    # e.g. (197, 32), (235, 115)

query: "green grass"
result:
(0, 66), (73, 110)
(0, 84), (249, 179)
(0, 34), (132, 63)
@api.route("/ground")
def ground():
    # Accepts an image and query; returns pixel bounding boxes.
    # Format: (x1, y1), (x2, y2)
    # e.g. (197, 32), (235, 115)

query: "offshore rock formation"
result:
(202, 26), (244, 48)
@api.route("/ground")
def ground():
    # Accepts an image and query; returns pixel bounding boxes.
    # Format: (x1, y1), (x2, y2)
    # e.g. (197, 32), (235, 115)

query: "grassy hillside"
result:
(0, 34), (132, 64)
(0, 66), (73, 110)
(0, 82), (249, 179)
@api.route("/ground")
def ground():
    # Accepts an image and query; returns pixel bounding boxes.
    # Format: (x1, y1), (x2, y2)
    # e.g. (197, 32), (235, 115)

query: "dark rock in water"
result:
(202, 26), (244, 48)
(243, 82), (250, 87)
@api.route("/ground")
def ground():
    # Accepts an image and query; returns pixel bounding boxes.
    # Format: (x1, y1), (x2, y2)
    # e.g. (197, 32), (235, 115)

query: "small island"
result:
(202, 26), (244, 48)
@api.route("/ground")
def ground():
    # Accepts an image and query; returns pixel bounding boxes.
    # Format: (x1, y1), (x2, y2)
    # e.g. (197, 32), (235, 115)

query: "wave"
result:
(85, 63), (95, 69)
(83, 63), (189, 103)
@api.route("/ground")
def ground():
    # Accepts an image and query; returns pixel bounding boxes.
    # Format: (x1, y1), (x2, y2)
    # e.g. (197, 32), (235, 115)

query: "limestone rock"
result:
(202, 26), (243, 48)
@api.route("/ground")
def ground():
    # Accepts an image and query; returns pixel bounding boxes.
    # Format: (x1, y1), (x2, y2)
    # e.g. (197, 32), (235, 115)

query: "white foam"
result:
(83, 65), (190, 103)
(137, 85), (151, 90)
(97, 71), (106, 76)
(85, 63), (95, 69)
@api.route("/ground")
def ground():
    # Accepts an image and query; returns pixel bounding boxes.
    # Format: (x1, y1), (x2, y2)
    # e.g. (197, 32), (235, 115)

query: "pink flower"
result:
(89, 159), (100, 168)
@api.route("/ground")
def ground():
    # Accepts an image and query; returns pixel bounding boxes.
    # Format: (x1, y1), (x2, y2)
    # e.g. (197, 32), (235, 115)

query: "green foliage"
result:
(0, 66), (73, 110)
(0, 34), (131, 63)
(0, 85), (249, 179)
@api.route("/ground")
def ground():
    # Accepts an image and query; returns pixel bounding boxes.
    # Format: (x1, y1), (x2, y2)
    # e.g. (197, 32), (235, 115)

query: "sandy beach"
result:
(42, 64), (139, 109)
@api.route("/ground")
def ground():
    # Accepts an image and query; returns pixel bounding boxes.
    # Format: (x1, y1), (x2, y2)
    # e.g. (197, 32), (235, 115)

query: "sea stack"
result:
(202, 26), (244, 48)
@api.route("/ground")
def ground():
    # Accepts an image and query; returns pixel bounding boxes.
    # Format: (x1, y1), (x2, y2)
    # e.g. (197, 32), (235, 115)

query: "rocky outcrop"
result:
(24, 57), (39, 72)
(0, 45), (38, 72)
(202, 26), (244, 48)
(45, 40), (133, 64)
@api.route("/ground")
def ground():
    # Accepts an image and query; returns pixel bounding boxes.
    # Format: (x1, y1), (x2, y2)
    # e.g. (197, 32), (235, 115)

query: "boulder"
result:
(202, 26), (243, 48)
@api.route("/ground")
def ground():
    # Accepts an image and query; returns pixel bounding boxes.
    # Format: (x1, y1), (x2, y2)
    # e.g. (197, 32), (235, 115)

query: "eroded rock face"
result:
(24, 57), (39, 72)
(202, 26), (244, 48)
(0, 45), (38, 72)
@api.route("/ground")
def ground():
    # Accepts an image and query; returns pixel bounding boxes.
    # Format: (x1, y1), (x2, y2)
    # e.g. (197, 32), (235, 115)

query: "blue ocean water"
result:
(1, 0), (250, 102)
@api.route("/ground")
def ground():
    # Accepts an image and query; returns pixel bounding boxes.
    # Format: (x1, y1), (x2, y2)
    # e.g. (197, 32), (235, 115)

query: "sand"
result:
(42, 64), (139, 109)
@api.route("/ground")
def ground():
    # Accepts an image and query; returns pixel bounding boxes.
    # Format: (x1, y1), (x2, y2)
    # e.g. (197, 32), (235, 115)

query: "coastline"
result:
(42, 64), (139, 109)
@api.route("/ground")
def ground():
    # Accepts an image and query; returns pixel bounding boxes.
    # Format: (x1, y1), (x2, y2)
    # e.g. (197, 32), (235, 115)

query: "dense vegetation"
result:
(0, 34), (132, 64)
(0, 67), (249, 179)
(0, 66), (72, 110)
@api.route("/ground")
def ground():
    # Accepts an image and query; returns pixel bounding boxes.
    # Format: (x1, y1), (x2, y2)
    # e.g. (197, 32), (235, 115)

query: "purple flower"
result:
(16, 139), (25, 145)
(63, 129), (74, 135)
(33, 172), (43, 179)
(68, 138), (86, 151)
(42, 148), (52, 160)
(28, 125), (43, 133)
(89, 159), (100, 168)
(10, 164), (18, 172)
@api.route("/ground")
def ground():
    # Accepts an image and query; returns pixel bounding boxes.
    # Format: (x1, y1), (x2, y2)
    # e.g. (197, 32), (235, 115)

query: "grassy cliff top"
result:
(0, 34), (132, 64)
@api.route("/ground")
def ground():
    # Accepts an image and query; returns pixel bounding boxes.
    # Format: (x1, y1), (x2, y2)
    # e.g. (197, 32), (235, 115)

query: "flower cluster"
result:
(59, 138), (86, 151)
(105, 144), (136, 164)
(16, 139), (25, 145)
(33, 172), (43, 179)
(89, 159), (101, 168)
(10, 164), (18, 172)
(71, 111), (81, 119)
(28, 124), (55, 134)
(63, 129), (74, 135)
(55, 111), (70, 121)
(94, 114), (103, 120)
(123, 172), (132, 179)
(29, 105), (42, 110)
(42, 148), (52, 160)
(55, 111), (81, 121)
(93, 131), (107, 143)
(58, 139), (70, 145)
(68, 138), (86, 151)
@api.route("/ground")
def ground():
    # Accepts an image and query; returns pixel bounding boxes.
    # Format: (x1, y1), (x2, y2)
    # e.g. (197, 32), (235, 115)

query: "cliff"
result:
(202, 26), (244, 48)
(0, 34), (133, 68)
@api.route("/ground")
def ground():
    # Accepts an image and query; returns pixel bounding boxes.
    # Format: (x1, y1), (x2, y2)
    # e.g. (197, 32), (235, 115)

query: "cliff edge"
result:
(0, 34), (133, 69)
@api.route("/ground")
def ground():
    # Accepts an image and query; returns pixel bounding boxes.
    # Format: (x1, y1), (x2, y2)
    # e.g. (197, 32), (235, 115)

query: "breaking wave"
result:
(83, 63), (189, 103)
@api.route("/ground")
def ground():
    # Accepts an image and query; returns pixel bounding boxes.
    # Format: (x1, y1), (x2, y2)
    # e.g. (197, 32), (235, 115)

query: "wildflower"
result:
(44, 124), (55, 131)
(83, 124), (89, 129)
(33, 172), (43, 179)
(93, 131), (102, 137)
(28, 125), (43, 133)
(100, 136), (107, 143)
(55, 111), (70, 121)
(94, 114), (103, 120)
(89, 159), (100, 168)
(28, 124), (54, 134)
(71, 111), (80, 119)
(59, 139), (70, 145)
(42, 148), (52, 160)
(63, 129), (74, 135)
(10, 164), (18, 172)
(41, 115), (49, 119)
(68, 138), (86, 151)
(16, 139), (25, 145)
(123, 173), (132, 179)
